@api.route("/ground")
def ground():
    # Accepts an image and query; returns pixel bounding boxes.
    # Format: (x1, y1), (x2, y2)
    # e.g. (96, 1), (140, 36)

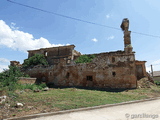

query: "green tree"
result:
(22, 54), (48, 68)
(0, 66), (26, 91)
(75, 55), (95, 63)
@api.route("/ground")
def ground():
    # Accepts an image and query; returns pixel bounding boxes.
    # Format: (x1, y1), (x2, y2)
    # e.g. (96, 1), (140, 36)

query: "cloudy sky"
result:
(0, 0), (160, 72)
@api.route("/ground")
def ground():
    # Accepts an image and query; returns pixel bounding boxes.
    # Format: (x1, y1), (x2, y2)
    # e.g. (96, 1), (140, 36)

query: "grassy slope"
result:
(11, 87), (160, 110)
(1, 86), (160, 118)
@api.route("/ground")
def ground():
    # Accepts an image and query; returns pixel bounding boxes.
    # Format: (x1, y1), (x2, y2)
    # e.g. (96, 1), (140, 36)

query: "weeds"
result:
(154, 80), (160, 85)
(0, 66), (28, 91)
(75, 54), (95, 63)
(15, 83), (47, 91)
(0, 65), (47, 98)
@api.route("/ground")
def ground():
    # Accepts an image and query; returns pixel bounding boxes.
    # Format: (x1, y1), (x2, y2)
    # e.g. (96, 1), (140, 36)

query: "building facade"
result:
(21, 19), (147, 89)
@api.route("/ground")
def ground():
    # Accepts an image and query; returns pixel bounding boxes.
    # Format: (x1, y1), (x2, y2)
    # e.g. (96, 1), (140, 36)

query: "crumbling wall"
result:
(27, 45), (81, 66)
(27, 50), (137, 89)
(59, 51), (137, 89)
(16, 18), (147, 89)
(135, 60), (147, 80)
(18, 77), (36, 84)
(10, 61), (22, 67)
(24, 65), (52, 84)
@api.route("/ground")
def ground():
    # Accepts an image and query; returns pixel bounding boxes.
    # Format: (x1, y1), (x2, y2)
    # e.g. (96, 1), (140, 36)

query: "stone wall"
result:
(27, 45), (81, 65)
(15, 18), (147, 89)
(53, 51), (136, 89)
(135, 60), (147, 80)
(18, 77), (36, 84)
(25, 50), (137, 89)
(10, 61), (22, 67)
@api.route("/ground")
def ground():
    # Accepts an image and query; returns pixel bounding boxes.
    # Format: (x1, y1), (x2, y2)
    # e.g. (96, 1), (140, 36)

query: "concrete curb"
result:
(5, 97), (160, 120)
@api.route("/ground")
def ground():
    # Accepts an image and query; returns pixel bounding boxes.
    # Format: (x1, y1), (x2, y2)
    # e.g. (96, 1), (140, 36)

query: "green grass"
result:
(154, 80), (160, 85)
(15, 83), (47, 90)
(1, 86), (160, 119)
(15, 88), (147, 110)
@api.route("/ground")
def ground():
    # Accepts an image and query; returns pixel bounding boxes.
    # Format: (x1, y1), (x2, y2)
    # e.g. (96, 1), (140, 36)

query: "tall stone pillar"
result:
(120, 18), (133, 53)
(124, 30), (131, 47)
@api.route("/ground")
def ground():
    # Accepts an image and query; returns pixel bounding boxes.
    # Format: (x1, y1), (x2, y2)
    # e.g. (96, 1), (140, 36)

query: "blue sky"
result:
(0, 0), (160, 72)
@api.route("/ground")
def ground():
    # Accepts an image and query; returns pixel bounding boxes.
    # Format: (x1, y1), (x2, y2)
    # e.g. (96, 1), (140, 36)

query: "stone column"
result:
(124, 30), (131, 47)
(120, 18), (133, 53)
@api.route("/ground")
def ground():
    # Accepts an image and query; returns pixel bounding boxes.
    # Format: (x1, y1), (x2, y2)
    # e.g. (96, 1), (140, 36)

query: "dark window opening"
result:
(112, 72), (116, 77)
(66, 72), (70, 79)
(86, 76), (93, 81)
(112, 57), (115, 63)
(49, 71), (52, 76)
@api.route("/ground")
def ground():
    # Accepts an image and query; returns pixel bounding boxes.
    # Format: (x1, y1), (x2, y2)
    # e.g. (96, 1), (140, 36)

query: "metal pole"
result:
(151, 64), (153, 77)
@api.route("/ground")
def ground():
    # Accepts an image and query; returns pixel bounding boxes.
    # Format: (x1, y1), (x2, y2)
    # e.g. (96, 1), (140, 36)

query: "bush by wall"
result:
(0, 66), (30, 91)
(22, 54), (48, 68)
(75, 55), (95, 63)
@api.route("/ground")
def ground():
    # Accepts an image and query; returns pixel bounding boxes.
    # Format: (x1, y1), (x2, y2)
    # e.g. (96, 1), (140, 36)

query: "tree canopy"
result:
(75, 55), (95, 63)
(22, 54), (48, 68)
(0, 66), (28, 91)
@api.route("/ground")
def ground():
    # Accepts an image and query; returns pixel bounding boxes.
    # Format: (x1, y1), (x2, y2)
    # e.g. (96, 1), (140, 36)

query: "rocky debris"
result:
(146, 72), (154, 83)
(0, 103), (10, 119)
(42, 110), (47, 113)
(16, 103), (24, 108)
(34, 89), (41, 92)
(0, 95), (7, 104)
(27, 106), (34, 110)
(43, 87), (49, 91)
(24, 89), (32, 92)
(15, 90), (25, 94)
(138, 77), (156, 88)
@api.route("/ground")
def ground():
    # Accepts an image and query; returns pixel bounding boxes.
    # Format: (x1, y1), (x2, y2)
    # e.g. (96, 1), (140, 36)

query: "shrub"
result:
(75, 55), (95, 63)
(154, 80), (160, 85)
(22, 54), (48, 68)
(0, 66), (28, 91)
(16, 83), (47, 91)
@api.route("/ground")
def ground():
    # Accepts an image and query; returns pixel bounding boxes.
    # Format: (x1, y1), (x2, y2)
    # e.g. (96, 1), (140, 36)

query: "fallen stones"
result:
(24, 89), (32, 92)
(27, 106), (34, 110)
(0, 96), (7, 104)
(16, 103), (24, 108)
(43, 87), (49, 91)
(34, 89), (41, 92)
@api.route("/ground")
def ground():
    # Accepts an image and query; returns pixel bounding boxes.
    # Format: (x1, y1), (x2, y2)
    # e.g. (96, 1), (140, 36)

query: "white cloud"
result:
(149, 59), (160, 71)
(146, 66), (151, 72)
(0, 58), (10, 63)
(0, 65), (8, 73)
(153, 65), (160, 71)
(0, 20), (66, 52)
(146, 59), (160, 72)
(91, 38), (98, 42)
(0, 58), (10, 73)
(107, 35), (115, 40)
(106, 14), (110, 19)
(147, 64), (160, 72)
(10, 22), (19, 30)
(151, 59), (160, 65)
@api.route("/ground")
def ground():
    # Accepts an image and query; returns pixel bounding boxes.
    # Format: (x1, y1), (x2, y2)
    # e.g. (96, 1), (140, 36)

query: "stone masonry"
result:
(22, 19), (147, 89)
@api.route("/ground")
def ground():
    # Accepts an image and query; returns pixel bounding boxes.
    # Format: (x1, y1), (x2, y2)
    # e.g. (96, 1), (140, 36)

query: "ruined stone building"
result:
(20, 19), (147, 89)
